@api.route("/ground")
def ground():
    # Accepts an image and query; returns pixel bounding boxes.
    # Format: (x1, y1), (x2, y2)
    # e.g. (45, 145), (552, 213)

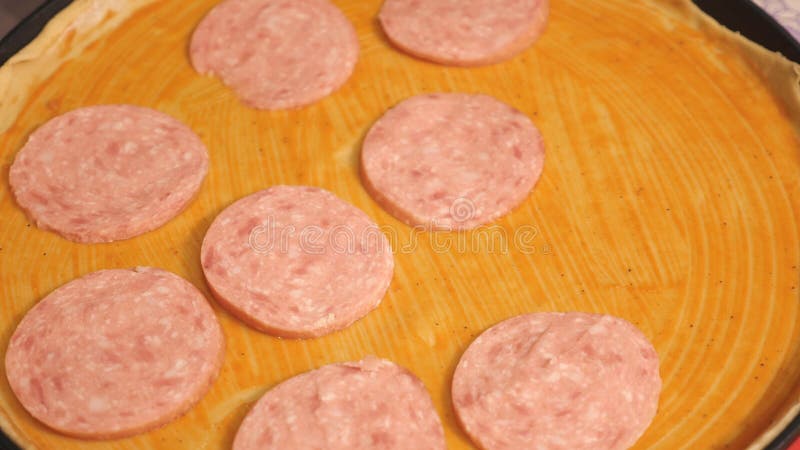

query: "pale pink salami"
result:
(4, 268), (225, 439)
(379, 0), (549, 66)
(9, 105), (208, 244)
(190, 0), (359, 109)
(361, 93), (545, 230)
(452, 312), (661, 450)
(201, 186), (393, 338)
(233, 356), (445, 450)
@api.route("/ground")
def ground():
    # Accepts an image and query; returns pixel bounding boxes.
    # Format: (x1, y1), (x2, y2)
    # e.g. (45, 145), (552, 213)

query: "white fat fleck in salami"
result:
(233, 356), (445, 450)
(201, 186), (394, 338)
(452, 312), (661, 450)
(379, 0), (549, 66)
(190, 0), (359, 110)
(8, 105), (208, 244)
(361, 93), (545, 230)
(4, 268), (225, 440)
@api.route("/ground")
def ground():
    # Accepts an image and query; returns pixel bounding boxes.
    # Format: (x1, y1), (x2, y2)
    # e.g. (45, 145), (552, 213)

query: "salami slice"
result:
(9, 105), (208, 244)
(4, 268), (225, 439)
(361, 93), (545, 230)
(233, 356), (445, 450)
(201, 186), (393, 338)
(452, 312), (661, 450)
(379, 0), (549, 66)
(190, 0), (359, 110)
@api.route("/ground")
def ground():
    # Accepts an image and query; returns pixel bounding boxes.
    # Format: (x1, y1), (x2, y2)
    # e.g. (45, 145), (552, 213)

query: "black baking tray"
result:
(0, 0), (799, 449)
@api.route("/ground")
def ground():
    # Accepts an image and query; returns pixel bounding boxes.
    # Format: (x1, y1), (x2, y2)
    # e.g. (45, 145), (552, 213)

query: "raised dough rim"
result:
(0, 0), (798, 448)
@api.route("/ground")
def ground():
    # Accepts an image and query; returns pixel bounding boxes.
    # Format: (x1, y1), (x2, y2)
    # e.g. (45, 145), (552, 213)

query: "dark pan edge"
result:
(693, 0), (800, 62)
(0, 425), (17, 449)
(0, 0), (74, 66)
(769, 410), (800, 450)
(0, 0), (798, 449)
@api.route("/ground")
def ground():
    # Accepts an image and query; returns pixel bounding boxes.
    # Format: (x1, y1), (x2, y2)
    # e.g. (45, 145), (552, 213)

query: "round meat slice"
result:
(452, 312), (661, 450)
(201, 186), (394, 338)
(233, 356), (445, 449)
(4, 268), (225, 439)
(9, 105), (208, 244)
(361, 93), (544, 230)
(190, 0), (359, 109)
(379, 0), (549, 66)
